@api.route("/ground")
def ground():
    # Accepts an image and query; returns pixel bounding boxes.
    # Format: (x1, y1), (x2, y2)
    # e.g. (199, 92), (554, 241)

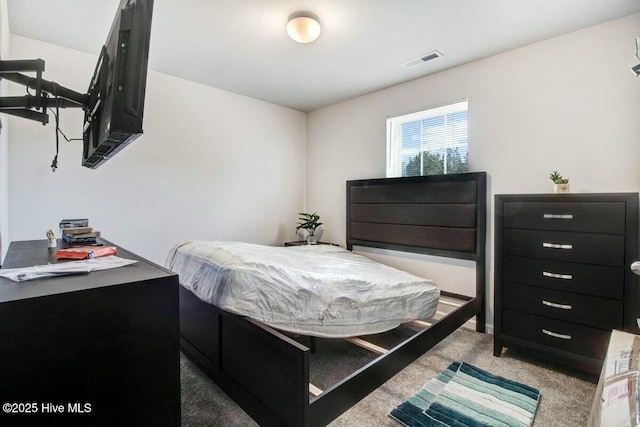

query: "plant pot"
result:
(306, 235), (318, 245)
(553, 183), (570, 193)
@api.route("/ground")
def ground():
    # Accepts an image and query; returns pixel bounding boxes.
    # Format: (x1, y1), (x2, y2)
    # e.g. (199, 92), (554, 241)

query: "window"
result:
(386, 100), (468, 177)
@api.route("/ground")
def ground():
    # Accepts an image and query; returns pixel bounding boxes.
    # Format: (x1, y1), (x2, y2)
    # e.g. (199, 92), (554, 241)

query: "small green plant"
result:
(296, 212), (323, 236)
(549, 171), (569, 184)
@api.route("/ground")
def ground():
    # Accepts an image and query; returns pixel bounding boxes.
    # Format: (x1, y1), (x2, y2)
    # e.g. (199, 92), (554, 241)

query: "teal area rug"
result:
(390, 362), (541, 427)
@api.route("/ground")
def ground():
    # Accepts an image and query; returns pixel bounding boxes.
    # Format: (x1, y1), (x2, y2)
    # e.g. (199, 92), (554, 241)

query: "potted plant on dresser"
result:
(549, 170), (570, 193)
(296, 212), (323, 244)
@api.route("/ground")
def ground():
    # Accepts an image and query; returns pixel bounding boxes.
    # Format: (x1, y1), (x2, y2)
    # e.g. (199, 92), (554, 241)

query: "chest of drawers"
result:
(494, 193), (639, 373)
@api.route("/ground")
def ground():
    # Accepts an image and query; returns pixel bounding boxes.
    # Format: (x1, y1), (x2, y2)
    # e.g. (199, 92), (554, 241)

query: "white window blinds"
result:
(387, 100), (468, 177)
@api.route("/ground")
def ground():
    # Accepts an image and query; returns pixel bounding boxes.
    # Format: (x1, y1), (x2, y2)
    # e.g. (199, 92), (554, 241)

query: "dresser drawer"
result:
(502, 256), (623, 299)
(503, 309), (611, 359)
(503, 283), (623, 329)
(502, 229), (624, 266)
(502, 202), (625, 234)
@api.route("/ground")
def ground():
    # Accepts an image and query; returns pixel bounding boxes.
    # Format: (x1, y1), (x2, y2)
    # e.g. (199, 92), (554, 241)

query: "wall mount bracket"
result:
(0, 59), (89, 125)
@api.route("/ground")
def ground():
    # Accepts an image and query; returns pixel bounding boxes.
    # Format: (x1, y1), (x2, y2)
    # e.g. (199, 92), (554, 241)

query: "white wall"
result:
(4, 14), (640, 329)
(0, 0), (9, 262)
(306, 14), (640, 331)
(6, 35), (306, 265)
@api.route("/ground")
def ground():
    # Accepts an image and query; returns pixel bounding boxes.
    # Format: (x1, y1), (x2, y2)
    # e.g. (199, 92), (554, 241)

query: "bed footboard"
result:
(179, 286), (310, 427)
(307, 293), (481, 427)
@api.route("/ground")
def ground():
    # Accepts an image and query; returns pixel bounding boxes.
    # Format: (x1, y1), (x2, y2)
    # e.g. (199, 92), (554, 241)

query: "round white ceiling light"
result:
(287, 12), (321, 44)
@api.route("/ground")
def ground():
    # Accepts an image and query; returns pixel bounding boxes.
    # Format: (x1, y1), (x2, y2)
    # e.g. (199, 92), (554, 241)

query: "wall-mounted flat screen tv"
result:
(82, 0), (154, 169)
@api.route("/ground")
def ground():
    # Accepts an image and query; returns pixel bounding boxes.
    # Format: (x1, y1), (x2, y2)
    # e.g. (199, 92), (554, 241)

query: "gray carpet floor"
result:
(181, 327), (598, 426)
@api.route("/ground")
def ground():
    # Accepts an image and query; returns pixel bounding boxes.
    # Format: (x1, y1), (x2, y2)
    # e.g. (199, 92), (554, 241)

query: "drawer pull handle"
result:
(543, 214), (574, 219)
(543, 242), (573, 250)
(542, 329), (572, 340)
(543, 271), (573, 280)
(542, 300), (572, 310)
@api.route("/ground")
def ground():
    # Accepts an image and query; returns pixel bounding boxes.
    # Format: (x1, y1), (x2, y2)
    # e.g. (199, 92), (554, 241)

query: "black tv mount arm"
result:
(0, 59), (89, 125)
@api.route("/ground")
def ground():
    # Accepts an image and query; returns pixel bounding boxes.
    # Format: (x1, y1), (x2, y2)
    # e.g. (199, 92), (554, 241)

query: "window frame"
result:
(386, 99), (468, 178)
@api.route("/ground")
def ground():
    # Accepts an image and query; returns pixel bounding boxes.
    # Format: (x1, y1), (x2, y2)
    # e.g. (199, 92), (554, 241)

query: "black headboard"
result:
(346, 172), (487, 262)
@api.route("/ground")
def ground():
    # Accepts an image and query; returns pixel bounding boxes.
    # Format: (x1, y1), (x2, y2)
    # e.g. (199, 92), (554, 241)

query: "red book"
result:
(53, 246), (117, 260)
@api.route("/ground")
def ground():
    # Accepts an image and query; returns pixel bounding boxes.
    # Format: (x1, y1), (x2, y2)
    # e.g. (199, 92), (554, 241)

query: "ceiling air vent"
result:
(403, 50), (443, 68)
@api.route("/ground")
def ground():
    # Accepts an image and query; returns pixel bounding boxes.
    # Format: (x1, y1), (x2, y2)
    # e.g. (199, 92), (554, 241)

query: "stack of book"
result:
(59, 218), (89, 230)
(61, 226), (101, 246)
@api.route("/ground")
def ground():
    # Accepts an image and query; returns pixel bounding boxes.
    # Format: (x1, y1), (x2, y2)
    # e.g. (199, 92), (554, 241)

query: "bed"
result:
(167, 241), (440, 338)
(174, 172), (487, 427)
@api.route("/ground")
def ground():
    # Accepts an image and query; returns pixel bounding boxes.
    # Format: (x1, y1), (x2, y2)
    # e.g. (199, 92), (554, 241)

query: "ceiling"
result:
(7, 0), (640, 112)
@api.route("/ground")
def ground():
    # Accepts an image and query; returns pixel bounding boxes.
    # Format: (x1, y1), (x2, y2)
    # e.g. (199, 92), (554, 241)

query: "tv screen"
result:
(82, 0), (154, 169)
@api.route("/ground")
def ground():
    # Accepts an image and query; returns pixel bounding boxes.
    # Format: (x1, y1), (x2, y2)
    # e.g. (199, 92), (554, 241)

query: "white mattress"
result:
(166, 241), (440, 338)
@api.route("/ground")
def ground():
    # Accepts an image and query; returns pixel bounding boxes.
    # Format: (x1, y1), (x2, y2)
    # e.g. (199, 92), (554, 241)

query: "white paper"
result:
(0, 256), (138, 282)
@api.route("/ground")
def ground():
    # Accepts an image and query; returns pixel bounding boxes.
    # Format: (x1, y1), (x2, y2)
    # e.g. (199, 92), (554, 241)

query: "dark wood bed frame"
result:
(179, 172), (487, 427)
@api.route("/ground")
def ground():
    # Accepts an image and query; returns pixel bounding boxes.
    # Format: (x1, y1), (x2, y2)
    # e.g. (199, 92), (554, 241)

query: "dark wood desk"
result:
(0, 239), (180, 426)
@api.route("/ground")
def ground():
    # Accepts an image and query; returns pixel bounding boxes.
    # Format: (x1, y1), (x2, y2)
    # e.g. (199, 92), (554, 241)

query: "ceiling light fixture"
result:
(287, 12), (321, 44)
